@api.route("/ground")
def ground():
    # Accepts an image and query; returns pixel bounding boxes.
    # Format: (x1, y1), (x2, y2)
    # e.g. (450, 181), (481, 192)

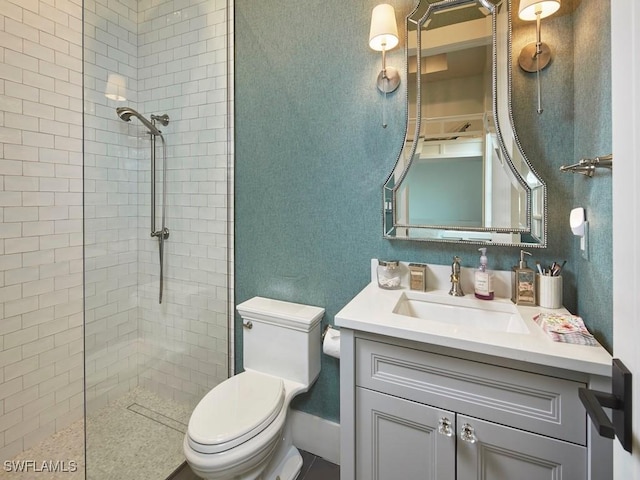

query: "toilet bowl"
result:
(184, 297), (324, 480)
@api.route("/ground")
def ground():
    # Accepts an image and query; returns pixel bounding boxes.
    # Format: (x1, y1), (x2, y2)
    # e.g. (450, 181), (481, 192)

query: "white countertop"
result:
(335, 282), (612, 378)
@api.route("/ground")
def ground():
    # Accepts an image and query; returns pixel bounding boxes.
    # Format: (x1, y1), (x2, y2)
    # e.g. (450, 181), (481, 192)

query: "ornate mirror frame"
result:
(383, 0), (547, 247)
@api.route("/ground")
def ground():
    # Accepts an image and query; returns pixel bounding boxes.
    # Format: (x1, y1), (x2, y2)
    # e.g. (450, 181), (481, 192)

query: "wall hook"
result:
(579, 358), (632, 452)
(560, 153), (613, 177)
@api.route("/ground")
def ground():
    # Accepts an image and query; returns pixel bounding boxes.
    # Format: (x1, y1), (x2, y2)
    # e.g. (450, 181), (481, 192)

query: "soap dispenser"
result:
(474, 248), (494, 300)
(512, 250), (536, 305)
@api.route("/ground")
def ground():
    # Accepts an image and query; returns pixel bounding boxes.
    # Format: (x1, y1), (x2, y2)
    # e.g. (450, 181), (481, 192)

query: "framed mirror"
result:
(383, 0), (547, 247)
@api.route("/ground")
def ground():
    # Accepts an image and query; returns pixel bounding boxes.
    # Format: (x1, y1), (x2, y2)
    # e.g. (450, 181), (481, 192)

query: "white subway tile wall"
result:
(0, 0), (84, 460)
(136, 0), (230, 405)
(1, 0), (232, 460)
(139, 0), (231, 405)
(84, 0), (231, 410)
(83, 0), (142, 413)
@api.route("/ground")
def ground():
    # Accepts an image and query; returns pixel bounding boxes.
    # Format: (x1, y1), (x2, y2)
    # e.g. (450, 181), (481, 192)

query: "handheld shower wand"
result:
(116, 106), (170, 303)
(116, 107), (163, 136)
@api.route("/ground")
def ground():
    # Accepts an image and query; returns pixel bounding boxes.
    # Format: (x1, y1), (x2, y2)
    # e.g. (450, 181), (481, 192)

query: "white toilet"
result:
(183, 296), (324, 480)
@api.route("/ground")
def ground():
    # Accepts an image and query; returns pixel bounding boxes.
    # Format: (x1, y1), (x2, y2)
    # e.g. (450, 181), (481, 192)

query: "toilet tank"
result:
(237, 297), (324, 387)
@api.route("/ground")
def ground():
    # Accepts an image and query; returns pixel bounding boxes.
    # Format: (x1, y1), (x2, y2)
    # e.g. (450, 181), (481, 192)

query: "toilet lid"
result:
(187, 371), (284, 453)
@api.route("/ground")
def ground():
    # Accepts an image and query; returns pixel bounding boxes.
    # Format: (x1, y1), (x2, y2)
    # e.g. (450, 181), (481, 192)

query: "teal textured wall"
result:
(572, 0), (612, 351)
(235, 0), (612, 423)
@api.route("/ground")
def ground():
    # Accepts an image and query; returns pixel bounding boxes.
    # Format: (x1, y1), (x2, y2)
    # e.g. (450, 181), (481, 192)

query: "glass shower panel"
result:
(83, 0), (231, 477)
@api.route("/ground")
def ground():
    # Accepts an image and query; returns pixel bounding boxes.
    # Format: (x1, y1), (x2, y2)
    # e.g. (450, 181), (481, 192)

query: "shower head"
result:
(116, 106), (135, 122)
(116, 106), (162, 136)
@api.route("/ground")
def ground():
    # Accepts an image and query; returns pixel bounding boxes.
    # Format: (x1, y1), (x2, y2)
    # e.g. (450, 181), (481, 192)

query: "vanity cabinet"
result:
(356, 388), (586, 480)
(455, 414), (585, 480)
(356, 387), (455, 480)
(340, 331), (609, 480)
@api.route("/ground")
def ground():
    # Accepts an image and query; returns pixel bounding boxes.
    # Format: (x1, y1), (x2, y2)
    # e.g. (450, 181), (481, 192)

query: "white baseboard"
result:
(290, 409), (340, 465)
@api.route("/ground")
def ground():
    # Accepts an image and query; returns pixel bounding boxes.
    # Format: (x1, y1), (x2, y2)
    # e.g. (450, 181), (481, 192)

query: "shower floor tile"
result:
(0, 418), (85, 479)
(2, 387), (192, 480)
(3, 389), (340, 480)
(85, 387), (191, 480)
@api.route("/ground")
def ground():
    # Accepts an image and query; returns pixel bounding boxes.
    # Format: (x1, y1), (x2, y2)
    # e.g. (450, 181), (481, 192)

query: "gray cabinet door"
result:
(356, 387), (455, 480)
(456, 415), (587, 480)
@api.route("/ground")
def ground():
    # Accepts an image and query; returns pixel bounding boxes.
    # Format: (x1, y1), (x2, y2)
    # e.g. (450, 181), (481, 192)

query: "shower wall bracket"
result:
(560, 154), (613, 177)
(152, 227), (170, 239)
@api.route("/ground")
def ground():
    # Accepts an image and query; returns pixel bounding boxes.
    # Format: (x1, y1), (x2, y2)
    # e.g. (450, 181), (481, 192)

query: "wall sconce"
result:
(570, 207), (588, 259)
(517, 0), (560, 114)
(369, 4), (400, 94)
(105, 73), (127, 102)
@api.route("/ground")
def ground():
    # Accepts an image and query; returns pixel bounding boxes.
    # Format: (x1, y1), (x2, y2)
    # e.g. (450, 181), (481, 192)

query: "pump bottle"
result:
(512, 250), (536, 305)
(474, 248), (494, 300)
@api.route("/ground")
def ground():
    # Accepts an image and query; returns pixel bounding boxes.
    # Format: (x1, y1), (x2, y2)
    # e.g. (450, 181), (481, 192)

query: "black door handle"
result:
(578, 388), (618, 438)
(578, 358), (632, 453)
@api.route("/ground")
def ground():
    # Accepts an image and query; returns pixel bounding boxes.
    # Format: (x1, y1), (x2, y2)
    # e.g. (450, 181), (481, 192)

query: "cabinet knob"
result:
(438, 417), (453, 437)
(460, 423), (477, 444)
(243, 320), (253, 329)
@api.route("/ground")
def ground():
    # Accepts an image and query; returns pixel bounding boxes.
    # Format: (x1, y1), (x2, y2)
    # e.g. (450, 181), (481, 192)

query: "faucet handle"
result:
(449, 256), (464, 297)
(451, 256), (462, 273)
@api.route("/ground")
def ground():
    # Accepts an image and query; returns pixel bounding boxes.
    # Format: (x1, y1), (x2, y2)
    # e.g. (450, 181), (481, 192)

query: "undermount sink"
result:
(393, 292), (530, 334)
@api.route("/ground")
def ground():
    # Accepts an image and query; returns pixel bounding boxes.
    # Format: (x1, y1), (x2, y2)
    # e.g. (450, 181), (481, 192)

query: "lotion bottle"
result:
(512, 250), (536, 305)
(474, 248), (494, 300)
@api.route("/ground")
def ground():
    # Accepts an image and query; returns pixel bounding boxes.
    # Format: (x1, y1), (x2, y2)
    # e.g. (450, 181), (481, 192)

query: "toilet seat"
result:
(187, 371), (285, 454)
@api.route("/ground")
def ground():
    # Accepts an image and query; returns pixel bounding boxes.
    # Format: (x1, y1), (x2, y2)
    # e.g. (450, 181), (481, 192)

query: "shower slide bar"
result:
(116, 107), (170, 304)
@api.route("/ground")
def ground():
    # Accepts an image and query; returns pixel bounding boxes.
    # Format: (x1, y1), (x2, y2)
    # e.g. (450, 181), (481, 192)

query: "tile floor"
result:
(2, 388), (191, 479)
(0, 418), (85, 480)
(3, 385), (340, 480)
(84, 388), (191, 479)
(298, 450), (340, 480)
(170, 449), (340, 480)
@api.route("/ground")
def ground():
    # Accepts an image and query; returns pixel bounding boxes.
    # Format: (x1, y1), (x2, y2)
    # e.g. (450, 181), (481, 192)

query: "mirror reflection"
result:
(383, 0), (547, 246)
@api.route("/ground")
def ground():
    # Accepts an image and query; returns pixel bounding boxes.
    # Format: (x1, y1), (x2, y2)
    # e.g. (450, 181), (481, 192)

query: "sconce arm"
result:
(535, 14), (543, 56)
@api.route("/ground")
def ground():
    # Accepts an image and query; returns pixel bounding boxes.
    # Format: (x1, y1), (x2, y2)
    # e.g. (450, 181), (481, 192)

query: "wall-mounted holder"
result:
(560, 153), (613, 177)
(570, 207), (588, 260)
(579, 358), (632, 453)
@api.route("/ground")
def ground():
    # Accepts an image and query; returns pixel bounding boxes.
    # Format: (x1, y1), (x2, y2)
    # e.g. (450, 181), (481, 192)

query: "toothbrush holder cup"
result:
(536, 274), (563, 309)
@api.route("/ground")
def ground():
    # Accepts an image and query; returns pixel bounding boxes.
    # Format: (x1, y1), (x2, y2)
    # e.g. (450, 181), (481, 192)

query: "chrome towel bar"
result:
(560, 153), (612, 177)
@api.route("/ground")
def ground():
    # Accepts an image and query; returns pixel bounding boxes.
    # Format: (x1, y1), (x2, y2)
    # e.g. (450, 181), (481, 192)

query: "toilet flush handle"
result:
(243, 320), (253, 330)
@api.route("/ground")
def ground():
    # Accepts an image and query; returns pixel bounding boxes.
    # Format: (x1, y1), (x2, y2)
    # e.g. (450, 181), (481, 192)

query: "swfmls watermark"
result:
(3, 460), (79, 473)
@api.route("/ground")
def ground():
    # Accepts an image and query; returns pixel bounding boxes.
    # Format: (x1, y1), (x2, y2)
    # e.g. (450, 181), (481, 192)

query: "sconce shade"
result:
(105, 73), (127, 101)
(518, 0), (561, 21)
(369, 4), (399, 51)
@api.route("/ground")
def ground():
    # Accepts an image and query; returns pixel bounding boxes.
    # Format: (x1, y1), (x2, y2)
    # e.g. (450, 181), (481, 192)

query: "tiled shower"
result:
(0, 0), (233, 475)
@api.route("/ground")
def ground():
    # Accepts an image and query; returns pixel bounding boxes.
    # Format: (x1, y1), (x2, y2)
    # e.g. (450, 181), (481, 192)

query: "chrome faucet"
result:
(449, 256), (464, 297)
